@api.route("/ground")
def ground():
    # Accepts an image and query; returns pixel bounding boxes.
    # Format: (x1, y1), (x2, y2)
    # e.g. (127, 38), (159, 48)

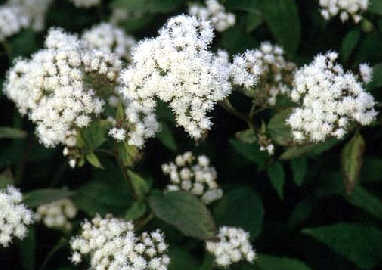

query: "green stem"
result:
(39, 238), (68, 270)
(220, 99), (254, 129)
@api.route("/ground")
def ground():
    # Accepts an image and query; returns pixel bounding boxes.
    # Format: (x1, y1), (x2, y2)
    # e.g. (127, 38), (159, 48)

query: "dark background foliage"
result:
(0, 0), (382, 269)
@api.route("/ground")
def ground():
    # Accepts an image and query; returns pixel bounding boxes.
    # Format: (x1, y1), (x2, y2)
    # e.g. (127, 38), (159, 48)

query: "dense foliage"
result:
(1, 0), (382, 270)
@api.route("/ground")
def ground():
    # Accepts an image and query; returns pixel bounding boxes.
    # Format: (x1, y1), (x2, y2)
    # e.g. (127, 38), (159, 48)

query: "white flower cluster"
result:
(69, 0), (100, 8)
(206, 226), (256, 267)
(70, 215), (170, 270)
(161, 151), (223, 204)
(189, 0), (235, 32)
(8, 0), (53, 31)
(359, 63), (373, 84)
(318, 0), (369, 23)
(0, 186), (34, 247)
(0, 5), (29, 41)
(287, 51), (377, 142)
(231, 42), (296, 106)
(4, 28), (122, 148)
(120, 15), (232, 145)
(82, 23), (137, 60)
(36, 199), (77, 230)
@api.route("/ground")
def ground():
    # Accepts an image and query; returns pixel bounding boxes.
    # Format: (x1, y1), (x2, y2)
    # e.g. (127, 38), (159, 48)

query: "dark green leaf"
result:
(268, 109), (293, 146)
(280, 138), (339, 160)
(256, 254), (312, 270)
(230, 139), (268, 169)
(290, 158), (308, 186)
(0, 127), (27, 139)
(258, 0), (300, 53)
(19, 227), (35, 270)
(267, 161), (285, 199)
(157, 122), (177, 152)
(0, 169), (14, 189)
(303, 223), (382, 269)
(125, 201), (146, 221)
(369, 0), (382, 15)
(345, 186), (382, 220)
(368, 64), (382, 90)
(23, 189), (74, 208)
(341, 132), (365, 194)
(127, 170), (150, 201)
(117, 142), (141, 167)
(80, 120), (109, 151)
(214, 187), (264, 238)
(235, 129), (257, 144)
(225, 0), (259, 12)
(148, 191), (216, 240)
(168, 247), (199, 270)
(341, 29), (360, 62)
(247, 10), (263, 32)
(86, 152), (104, 169)
(360, 157), (382, 182)
(288, 199), (313, 230)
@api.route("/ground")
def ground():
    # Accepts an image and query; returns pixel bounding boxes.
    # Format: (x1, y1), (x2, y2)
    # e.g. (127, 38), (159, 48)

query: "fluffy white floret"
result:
(162, 151), (223, 204)
(0, 186), (35, 247)
(206, 226), (256, 267)
(70, 214), (170, 270)
(318, 0), (369, 23)
(0, 5), (29, 41)
(287, 51), (377, 143)
(189, 0), (235, 32)
(36, 198), (77, 230)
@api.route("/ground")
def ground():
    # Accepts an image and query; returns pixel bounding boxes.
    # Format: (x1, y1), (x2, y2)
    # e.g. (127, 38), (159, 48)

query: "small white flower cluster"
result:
(36, 199), (77, 230)
(120, 15), (232, 145)
(4, 28), (122, 148)
(206, 226), (256, 267)
(260, 143), (274, 155)
(7, 0), (53, 31)
(287, 51), (377, 142)
(70, 215), (170, 270)
(69, 0), (100, 8)
(189, 0), (235, 32)
(231, 42), (296, 106)
(161, 151), (223, 204)
(0, 5), (29, 41)
(359, 63), (373, 84)
(0, 186), (34, 247)
(82, 23), (137, 60)
(318, 0), (369, 23)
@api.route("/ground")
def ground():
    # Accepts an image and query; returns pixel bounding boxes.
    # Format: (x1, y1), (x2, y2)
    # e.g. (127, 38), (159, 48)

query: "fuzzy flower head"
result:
(0, 5), (29, 41)
(318, 0), (369, 23)
(206, 226), (256, 267)
(82, 23), (137, 60)
(70, 214), (170, 270)
(162, 151), (223, 204)
(0, 186), (35, 247)
(36, 198), (77, 230)
(4, 28), (122, 149)
(287, 51), (377, 143)
(120, 15), (232, 146)
(69, 0), (100, 8)
(8, 0), (53, 31)
(231, 42), (296, 106)
(189, 0), (235, 32)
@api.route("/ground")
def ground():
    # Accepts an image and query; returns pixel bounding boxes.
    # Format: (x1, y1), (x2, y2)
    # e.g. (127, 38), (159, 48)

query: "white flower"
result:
(4, 28), (122, 149)
(0, 186), (35, 247)
(108, 127), (126, 141)
(120, 15), (232, 145)
(318, 0), (369, 23)
(206, 226), (256, 267)
(231, 42), (296, 106)
(189, 0), (235, 32)
(287, 51), (377, 143)
(359, 63), (373, 84)
(0, 5), (29, 41)
(70, 214), (170, 270)
(36, 198), (77, 230)
(162, 151), (223, 204)
(82, 23), (137, 60)
(69, 0), (100, 8)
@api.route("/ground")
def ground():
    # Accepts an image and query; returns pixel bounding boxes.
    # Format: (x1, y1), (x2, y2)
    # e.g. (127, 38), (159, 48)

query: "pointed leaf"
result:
(290, 157), (308, 186)
(268, 109), (294, 146)
(125, 201), (146, 221)
(127, 170), (150, 201)
(0, 127), (27, 139)
(157, 122), (177, 152)
(341, 29), (360, 62)
(86, 152), (103, 169)
(230, 139), (268, 169)
(346, 186), (382, 220)
(267, 162), (285, 199)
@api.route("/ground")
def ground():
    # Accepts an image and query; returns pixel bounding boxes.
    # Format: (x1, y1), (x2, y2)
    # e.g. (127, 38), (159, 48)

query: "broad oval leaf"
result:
(268, 109), (293, 146)
(255, 254), (312, 270)
(230, 139), (269, 169)
(23, 189), (74, 208)
(290, 157), (308, 186)
(341, 29), (360, 62)
(148, 191), (216, 240)
(267, 161), (285, 199)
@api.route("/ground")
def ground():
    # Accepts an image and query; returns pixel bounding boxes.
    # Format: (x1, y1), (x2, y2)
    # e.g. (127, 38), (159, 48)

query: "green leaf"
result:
(360, 157), (382, 182)
(230, 139), (268, 169)
(23, 189), (74, 208)
(148, 191), (216, 240)
(303, 223), (382, 269)
(214, 187), (264, 238)
(287, 199), (313, 230)
(255, 254), (312, 270)
(86, 152), (104, 169)
(341, 132), (365, 194)
(168, 247), (199, 270)
(112, 0), (184, 13)
(235, 128), (257, 144)
(9, 29), (38, 59)
(19, 227), (35, 270)
(117, 142), (141, 167)
(127, 170), (150, 201)
(345, 186), (382, 220)
(341, 29), (360, 62)
(280, 138), (340, 160)
(290, 157), (308, 186)
(125, 201), (146, 221)
(267, 161), (285, 199)
(268, 109), (293, 146)
(258, 0), (300, 54)
(0, 169), (14, 189)
(0, 127), (27, 139)
(225, 0), (259, 12)
(80, 120), (109, 151)
(247, 10), (263, 32)
(368, 63), (382, 90)
(369, 0), (382, 15)
(157, 122), (177, 152)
